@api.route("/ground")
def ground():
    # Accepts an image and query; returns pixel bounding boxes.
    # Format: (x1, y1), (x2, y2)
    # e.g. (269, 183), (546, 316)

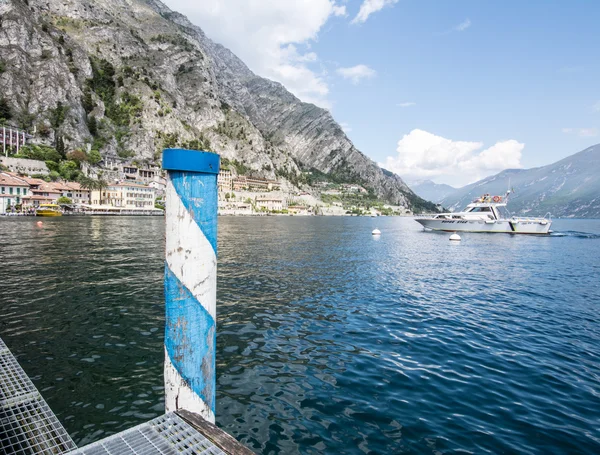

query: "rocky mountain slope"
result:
(440, 144), (600, 218)
(410, 180), (456, 204)
(0, 0), (436, 211)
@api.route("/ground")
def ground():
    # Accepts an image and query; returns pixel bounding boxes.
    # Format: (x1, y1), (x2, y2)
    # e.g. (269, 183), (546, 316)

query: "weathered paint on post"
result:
(162, 148), (220, 423)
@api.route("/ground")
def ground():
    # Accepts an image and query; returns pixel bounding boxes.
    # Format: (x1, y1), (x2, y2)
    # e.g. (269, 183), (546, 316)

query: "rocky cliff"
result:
(0, 0), (436, 210)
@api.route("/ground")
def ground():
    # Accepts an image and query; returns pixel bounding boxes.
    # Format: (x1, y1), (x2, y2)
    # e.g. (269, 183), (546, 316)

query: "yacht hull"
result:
(415, 218), (551, 234)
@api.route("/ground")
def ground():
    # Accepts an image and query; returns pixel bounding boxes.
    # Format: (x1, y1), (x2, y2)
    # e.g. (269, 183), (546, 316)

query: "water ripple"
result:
(1, 216), (599, 454)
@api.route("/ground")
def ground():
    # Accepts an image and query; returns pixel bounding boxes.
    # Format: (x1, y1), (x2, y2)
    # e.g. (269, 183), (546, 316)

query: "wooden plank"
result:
(176, 409), (255, 455)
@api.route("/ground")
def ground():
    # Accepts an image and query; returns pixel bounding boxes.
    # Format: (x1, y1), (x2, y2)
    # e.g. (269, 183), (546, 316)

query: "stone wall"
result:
(0, 157), (49, 175)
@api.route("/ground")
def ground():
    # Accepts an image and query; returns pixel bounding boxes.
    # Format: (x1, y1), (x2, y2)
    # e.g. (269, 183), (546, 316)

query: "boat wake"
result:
(549, 230), (600, 239)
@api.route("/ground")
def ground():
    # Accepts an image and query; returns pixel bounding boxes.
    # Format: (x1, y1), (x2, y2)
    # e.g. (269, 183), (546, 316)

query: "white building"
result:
(218, 169), (233, 193)
(51, 181), (91, 205)
(0, 172), (30, 214)
(255, 196), (285, 211)
(91, 183), (156, 209)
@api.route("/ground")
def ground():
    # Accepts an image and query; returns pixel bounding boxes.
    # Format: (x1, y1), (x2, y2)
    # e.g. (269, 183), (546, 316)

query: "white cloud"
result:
(380, 129), (524, 186)
(592, 101), (600, 112)
(332, 5), (347, 16)
(454, 18), (471, 32)
(351, 0), (399, 24)
(336, 64), (377, 84)
(562, 127), (598, 137)
(161, 0), (347, 108)
(397, 102), (416, 108)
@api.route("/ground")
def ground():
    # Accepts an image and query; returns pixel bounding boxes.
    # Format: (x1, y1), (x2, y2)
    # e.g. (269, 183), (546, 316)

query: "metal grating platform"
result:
(1, 337), (252, 454)
(68, 413), (225, 455)
(0, 338), (77, 455)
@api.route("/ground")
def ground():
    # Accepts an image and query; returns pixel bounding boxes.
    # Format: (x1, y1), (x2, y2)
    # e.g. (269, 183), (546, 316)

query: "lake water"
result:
(1, 216), (599, 454)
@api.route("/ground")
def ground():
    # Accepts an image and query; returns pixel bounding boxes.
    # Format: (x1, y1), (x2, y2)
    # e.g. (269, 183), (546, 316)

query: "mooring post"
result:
(162, 148), (220, 423)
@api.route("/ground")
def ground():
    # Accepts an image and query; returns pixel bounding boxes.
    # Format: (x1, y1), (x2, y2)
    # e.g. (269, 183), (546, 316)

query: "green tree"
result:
(57, 196), (72, 204)
(88, 149), (102, 164)
(87, 115), (98, 136)
(19, 144), (61, 162)
(82, 88), (95, 114)
(42, 147), (62, 163)
(48, 171), (60, 181)
(59, 160), (79, 180)
(45, 160), (59, 172)
(77, 175), (94, 190)
(50, 102), (69, 129)
(17, 110), (35, 129)
(56, 135), (66, 158)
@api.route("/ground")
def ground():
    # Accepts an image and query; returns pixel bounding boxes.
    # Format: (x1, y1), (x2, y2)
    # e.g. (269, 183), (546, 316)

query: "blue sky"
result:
(163, 0), (600, 187)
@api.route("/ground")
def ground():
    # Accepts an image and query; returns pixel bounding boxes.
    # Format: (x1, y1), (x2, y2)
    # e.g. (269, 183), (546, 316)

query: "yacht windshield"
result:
(496, 206), (511, 219)
(468, 207), (492, 213)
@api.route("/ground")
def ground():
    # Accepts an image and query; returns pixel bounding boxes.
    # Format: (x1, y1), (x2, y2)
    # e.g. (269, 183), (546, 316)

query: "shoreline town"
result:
(1, 150), (413, 218)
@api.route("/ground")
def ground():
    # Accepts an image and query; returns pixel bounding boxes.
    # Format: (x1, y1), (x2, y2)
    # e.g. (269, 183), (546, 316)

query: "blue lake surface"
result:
(1, 216), (599, 454)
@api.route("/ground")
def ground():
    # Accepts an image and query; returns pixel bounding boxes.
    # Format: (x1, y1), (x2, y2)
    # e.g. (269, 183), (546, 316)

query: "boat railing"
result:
(414, 213), (449, 219)
(511, 214), (551, 224)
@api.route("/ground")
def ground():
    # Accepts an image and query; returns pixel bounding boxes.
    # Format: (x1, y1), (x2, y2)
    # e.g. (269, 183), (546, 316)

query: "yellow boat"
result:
(36, 204), (62, 217)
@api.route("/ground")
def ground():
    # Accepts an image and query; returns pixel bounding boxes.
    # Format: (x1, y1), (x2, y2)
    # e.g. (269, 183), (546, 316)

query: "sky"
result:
(161, 0), (600, 187)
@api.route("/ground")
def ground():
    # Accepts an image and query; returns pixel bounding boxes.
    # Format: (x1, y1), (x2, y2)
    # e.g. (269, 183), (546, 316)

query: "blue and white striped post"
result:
(162, 148), (220, 423)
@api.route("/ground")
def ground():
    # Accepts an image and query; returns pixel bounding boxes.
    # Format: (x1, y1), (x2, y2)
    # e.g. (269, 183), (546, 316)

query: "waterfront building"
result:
(19, 176), (46, 190)
(287, 205), (311, 215)
(247, 177), (266, 191)
(57, 181), (90, 204)
(232, 176), (247, 191)
(149, 175), (167, 196)
(123, 165), (161, 184)
(232, 175), (280, 192)
(0, 172), (29, 214)
(29, 181), (61, 205)
(218, 168), (233, 193)
(255, 196), (285, 211)
(15, 176), (54, 208)
(91, 183), (156, 209)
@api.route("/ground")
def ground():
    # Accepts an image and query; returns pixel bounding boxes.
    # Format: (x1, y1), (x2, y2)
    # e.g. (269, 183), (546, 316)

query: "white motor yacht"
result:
(415, 191), (552, 234)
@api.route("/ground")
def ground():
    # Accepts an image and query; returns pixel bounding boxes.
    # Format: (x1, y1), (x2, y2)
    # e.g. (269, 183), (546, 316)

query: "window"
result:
(496, 206), (511, 219)
(9, 187), (13, 194)
(23, 188), (27, 195)
(1, 187), (4, 194)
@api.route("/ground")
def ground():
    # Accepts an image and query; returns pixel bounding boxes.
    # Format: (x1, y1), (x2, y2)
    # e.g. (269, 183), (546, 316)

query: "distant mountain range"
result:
(410, 144), (600, 218)
(409, 180), (456, 204)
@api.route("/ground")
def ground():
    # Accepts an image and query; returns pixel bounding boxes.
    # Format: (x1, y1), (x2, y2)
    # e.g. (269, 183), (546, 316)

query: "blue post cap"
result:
(162, 149), (220, 174)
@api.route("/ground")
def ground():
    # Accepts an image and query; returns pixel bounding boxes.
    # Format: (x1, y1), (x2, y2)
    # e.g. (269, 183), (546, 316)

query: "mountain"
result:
(410, 180), (456, 204)
(440, 144), (600, 218)
(0, 0), (437, 211)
